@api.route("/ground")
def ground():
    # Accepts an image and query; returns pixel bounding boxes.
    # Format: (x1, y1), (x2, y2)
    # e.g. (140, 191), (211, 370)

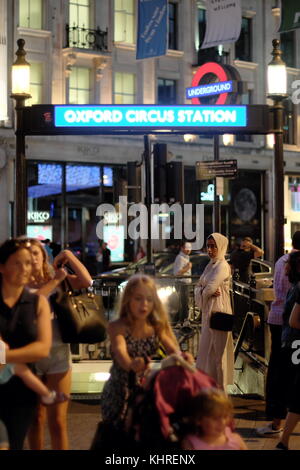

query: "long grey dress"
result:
(195, 233), (234, 389)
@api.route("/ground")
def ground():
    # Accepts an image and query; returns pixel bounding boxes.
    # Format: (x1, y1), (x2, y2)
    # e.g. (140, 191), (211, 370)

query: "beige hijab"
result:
(208, 232), (228, 261)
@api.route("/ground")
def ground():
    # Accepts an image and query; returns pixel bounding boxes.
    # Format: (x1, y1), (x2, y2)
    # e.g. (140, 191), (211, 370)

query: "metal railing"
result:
(66, 24), (108, 51)
(233, 311), (261, 362)
(91, 273), (271, 362)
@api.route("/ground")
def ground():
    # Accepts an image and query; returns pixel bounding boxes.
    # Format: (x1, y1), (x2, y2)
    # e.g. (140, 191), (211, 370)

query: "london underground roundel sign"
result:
(189, 62), (233, 105)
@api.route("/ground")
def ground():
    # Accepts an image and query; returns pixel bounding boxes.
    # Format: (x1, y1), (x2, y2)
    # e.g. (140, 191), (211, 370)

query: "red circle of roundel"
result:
(191, 62), (229, 105)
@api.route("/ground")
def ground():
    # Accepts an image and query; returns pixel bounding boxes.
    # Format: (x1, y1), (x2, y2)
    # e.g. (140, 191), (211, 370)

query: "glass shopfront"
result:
(27, 161), (125, 274)
(197, 170), (264, 251)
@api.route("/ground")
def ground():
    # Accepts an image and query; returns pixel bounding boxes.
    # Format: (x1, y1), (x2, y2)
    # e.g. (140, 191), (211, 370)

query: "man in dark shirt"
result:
(229, 237), (264, 283)
(102, 242), (111, 272)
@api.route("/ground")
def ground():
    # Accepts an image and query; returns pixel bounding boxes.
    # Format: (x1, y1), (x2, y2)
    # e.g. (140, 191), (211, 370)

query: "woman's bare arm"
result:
(34, 268), (67, 297)
(289, 302), (300, 329)
(53, 250), (92, 289)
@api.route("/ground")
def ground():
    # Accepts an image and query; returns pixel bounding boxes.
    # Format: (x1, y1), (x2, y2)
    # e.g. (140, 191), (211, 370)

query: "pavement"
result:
(23, 395), (300, 451)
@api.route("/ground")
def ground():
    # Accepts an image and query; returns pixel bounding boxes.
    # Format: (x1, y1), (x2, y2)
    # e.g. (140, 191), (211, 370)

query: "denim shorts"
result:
(0, 364), (15, 385)
(35, 344), (71, 376)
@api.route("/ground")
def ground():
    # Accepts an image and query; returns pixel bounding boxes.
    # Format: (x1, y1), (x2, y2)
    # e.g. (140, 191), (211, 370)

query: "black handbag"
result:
(209, 312), (234, 332)
(52, 279), (107, 344)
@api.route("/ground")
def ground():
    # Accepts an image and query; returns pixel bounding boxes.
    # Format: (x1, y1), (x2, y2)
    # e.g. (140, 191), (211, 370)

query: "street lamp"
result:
(10, 38), (31, 236)
(267, 39), (287, 262)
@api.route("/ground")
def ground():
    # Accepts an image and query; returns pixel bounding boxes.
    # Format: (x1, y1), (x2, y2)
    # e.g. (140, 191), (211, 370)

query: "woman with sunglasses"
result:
(195, 233), (234, 391)
(26, 239), (92, 450)
(0, 238), (51, 449)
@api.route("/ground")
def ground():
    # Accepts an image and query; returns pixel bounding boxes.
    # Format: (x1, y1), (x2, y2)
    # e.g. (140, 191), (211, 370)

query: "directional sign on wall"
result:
(196, 159), (238, 180)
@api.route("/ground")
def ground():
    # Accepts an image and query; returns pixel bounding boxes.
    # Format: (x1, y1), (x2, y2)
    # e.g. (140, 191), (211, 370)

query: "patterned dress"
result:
(101, 331), (159, 423)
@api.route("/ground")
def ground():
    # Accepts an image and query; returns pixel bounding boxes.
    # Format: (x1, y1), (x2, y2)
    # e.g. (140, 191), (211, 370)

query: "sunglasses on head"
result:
(12, 239), (31, 248)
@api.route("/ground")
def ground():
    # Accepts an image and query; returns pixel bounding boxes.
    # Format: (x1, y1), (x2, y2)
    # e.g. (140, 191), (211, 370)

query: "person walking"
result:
(96, 241), (111, 273)
(26, 239), (92, 450)
(43, 239), (53, 263)
(256, 231), (300, 437)
(195, 233), (234, 390)
(276, 299), (300, 450)
(0, 238), (51, 449)
(135, 245), (145, 262)
(229, 237), (264, 283)
(173, 241), (192, 325)
(102, 242), (111, 272)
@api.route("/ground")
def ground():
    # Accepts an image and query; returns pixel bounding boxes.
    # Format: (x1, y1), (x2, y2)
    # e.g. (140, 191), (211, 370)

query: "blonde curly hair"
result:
(26, 238), (54, 284)
(118, 274), (177, 345)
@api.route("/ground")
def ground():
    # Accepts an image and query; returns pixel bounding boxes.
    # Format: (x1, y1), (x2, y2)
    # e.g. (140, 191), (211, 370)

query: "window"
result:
(157, 78), (176, 105)
(29, 63), (43, 105)
(69, 0), (90, 28)
(168, 2), (178, 50)
(235, 17), (252, 62)
(19, 0), (42, 29)
(114, 0), (135, 44)
(289, 178), (300, 212)
(69, 67), (91, 104)
(114, 72), (135, 104)
(27, 161), (120, 269)
(280, 31), (296, 68)
(236, 91), (252, 142)
(283, 100), (295, 145)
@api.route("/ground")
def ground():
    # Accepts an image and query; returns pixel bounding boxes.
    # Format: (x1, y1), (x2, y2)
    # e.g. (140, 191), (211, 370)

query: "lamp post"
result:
(10, 38), (31, 237)
(267, 39), (288, 262)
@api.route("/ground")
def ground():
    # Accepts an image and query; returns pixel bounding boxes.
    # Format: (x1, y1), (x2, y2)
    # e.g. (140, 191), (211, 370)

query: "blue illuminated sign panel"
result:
(186, 81), (233, 99)
(54, 105), (247, 128)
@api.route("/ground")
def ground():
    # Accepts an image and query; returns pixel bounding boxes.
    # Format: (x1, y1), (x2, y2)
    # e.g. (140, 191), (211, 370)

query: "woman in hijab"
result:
(195, 233), (234, 390)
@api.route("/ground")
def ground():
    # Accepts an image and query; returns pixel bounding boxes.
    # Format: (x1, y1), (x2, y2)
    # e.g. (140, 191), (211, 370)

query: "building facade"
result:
(0, 0), (299, 264)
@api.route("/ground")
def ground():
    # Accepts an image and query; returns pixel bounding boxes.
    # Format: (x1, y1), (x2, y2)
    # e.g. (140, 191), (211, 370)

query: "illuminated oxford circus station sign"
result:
(54, 104), (247, 128)
(52, 64), (246, 129)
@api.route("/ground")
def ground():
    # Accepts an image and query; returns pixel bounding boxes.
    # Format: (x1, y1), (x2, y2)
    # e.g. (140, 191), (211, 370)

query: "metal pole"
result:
(144, 135), (152, 263)
(61, 163), (67, 249)
(14, 98), (27, 237)
(273, 98), (285, 261)
(213, 134), (221, 233)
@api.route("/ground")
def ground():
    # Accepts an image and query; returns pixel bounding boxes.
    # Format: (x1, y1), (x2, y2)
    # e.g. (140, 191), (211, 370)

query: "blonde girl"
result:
(182, 389), (247, 450)
(25, 239), (92, 450)
(100, 274), (182, 425)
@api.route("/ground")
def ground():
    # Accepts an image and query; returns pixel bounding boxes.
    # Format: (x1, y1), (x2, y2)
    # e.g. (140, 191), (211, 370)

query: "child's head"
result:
(118, 274), (176, 338)
(186, 389), (233, 437)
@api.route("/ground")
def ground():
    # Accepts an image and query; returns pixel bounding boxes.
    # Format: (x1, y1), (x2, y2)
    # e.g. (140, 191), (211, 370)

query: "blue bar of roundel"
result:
(54, 105), (247, 128)
(136, 0), (168, 60)
(186, 81), (233, 99)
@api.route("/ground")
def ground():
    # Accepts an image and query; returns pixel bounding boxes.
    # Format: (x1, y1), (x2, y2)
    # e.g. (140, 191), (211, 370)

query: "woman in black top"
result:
(0, 239), (51, 449)
(276, 252), (300, 450)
